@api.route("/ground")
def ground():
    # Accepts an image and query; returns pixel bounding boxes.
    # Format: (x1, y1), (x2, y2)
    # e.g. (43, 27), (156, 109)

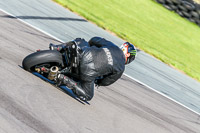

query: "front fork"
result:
(48, 66), (59, 80)
(35, 65), (71, 81)
(35, 66), (59, 81)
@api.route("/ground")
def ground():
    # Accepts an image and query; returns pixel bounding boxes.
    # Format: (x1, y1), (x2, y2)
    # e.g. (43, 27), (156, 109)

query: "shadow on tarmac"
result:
(32, 72), (90, 105)
(1, 15), (87, 22)
(18, 65), (90, 105)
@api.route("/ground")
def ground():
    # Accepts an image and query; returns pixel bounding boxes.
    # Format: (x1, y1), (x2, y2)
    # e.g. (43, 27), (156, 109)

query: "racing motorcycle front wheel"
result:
(22, 50), (64, 72)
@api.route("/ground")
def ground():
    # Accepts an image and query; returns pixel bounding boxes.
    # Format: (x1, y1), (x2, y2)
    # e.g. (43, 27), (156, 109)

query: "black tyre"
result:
(163, 4), (174, 10)
(171, 0), (181, 5)
(156, 0), (166, 4)
(22, 50), (64, 71)
(196, 9), (200, 15)
(195, 18), (200, 24)
(181, 0), (195, 10)
(166, 0), (173, 4)
(178, 4), (188, 11)
(188, 17), (196, 22)
(182, 10), (192, 17)
(169, 4), (179, 10)
(190, 10), (200, 18)
(176, 9), (185, 16)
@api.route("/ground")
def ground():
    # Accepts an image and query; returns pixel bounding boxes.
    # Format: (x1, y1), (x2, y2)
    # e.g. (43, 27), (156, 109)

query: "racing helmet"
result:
(120, 42), (136, 64)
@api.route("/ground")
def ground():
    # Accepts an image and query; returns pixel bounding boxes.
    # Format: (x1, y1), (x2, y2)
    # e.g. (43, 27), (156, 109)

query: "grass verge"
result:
(54, 0), (200, 81)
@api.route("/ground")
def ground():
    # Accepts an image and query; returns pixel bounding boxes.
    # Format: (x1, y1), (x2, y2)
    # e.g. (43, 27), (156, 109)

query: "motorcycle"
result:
(22, 43), (101, 103)
(22, 43), (79, 83)
(22, 43), (88, 101)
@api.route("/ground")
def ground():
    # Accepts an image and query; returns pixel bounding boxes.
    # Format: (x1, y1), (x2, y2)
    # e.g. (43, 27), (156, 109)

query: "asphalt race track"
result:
(0, 0), (200, 132)
(0, 8), (200, 133)
(1, 0), (200, 115)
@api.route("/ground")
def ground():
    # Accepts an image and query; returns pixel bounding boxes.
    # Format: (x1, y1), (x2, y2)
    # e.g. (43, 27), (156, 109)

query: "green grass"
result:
(54, 0), (200, 81)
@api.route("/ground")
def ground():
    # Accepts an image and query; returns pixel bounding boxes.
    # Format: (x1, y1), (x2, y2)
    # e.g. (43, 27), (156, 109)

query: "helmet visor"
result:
(121, 42), (130, 64)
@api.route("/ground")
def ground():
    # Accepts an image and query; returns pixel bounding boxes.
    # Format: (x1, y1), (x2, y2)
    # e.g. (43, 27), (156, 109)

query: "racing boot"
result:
(57, 74), (87, 101)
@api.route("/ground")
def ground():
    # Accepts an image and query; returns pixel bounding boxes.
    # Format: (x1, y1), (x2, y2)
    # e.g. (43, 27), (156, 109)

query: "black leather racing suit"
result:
(62, 37), (125, 101)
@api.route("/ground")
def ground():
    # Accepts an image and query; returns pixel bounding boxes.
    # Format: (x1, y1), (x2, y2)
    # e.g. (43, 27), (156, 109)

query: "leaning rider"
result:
(49, 37), (137, 101)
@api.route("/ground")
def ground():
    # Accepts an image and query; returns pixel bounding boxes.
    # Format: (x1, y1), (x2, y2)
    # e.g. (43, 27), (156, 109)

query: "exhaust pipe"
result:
(48, 66), (59, 80)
